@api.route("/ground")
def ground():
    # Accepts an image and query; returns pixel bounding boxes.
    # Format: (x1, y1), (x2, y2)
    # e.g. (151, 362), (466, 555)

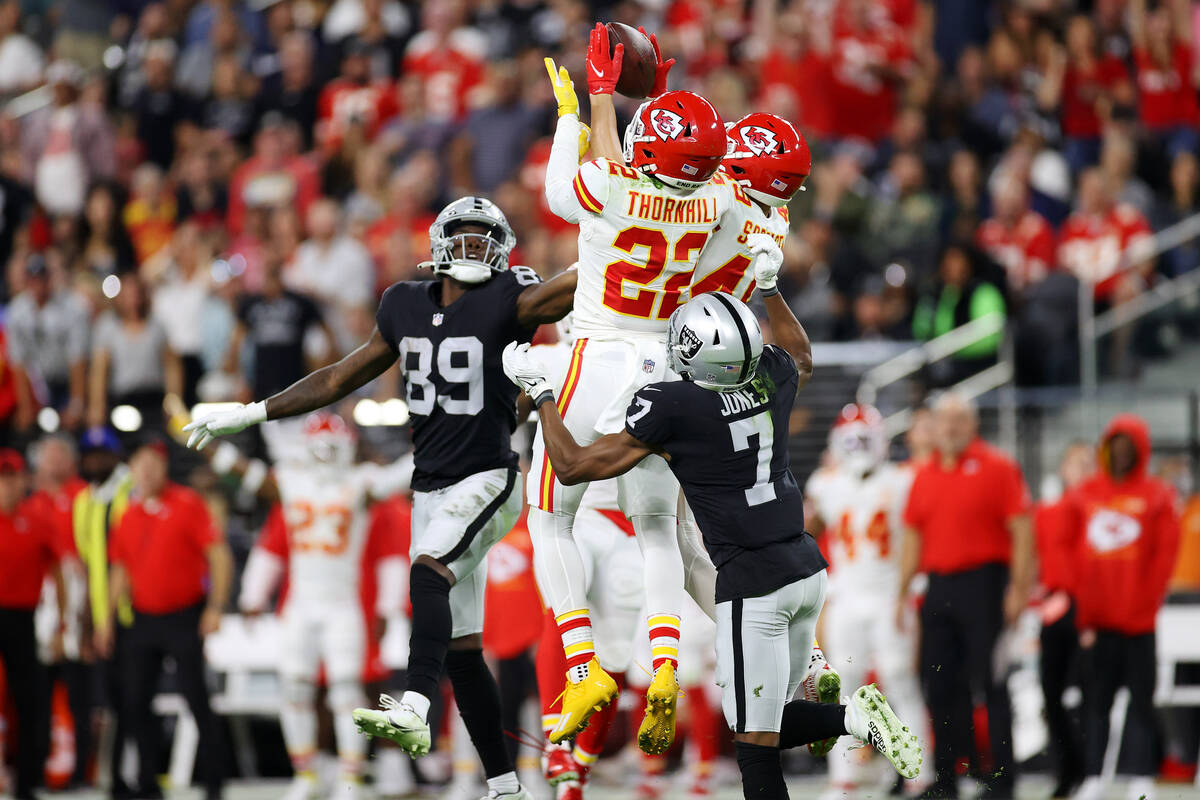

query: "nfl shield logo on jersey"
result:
(432, 313), (444, 326)
(643, 358), (655, 373)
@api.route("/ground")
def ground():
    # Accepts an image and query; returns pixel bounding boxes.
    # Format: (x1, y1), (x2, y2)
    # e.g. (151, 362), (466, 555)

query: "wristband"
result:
(246, 401), (268, 425)
(758, 285), (780, 297)
(533, 390), (556, 408)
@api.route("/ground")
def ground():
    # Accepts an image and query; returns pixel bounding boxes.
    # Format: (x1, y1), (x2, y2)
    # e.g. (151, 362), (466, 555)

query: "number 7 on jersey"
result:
(729, 411), (776, 506)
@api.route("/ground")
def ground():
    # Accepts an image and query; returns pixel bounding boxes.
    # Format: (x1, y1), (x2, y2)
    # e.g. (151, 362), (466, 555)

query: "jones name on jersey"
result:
(624, 344), (827, 602)
(376, 266), (541, 491)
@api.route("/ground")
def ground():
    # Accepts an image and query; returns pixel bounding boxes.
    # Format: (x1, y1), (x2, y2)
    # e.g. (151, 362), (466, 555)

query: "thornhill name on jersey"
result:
(624, 190), (721, 225)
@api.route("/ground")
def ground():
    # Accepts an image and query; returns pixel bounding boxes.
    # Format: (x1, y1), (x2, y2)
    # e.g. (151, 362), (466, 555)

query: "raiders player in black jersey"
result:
(184, 197), (574, 800)
(503, 251), (922, 799)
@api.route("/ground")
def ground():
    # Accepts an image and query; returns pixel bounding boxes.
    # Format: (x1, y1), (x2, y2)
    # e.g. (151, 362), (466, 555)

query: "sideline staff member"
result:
(897, 392), (1033, 800)
(0, 448), (68, 800)
(101, 440), (232, 800)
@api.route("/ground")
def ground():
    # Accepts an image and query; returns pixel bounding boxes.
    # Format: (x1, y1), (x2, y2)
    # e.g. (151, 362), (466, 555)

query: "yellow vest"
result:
(72, 475), (134, 628)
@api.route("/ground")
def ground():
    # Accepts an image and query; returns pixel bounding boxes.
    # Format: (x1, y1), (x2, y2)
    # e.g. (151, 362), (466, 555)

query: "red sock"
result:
(536, 609), (567, 733)
(573, 673), (625, 771)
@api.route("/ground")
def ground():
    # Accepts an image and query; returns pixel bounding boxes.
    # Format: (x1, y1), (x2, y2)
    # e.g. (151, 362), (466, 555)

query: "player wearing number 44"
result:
(183, 196), (577, 800)
(502, 286), (923, 800)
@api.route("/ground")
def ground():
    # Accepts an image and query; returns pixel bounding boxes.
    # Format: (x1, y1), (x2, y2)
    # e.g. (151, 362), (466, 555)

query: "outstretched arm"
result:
(265, 327), (395, 419)
(185, 328), (396, 449)
(516, 268), (578, 327)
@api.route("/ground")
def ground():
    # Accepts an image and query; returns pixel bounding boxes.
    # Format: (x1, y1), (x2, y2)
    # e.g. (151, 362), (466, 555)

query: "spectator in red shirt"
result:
(1059, 15), (1133, 173)
(827, 0), (912, 143)
(105, 441), (232, 800)
(1034, 441), (1094, 800)
(401, 0), (484, 123)
(1066, 415), (1180, 800)
(976, 175), (1056, 295)
(0, 448), (67, 800)
(898, 392), (1033, 800)
(316, 38), (399, 157)
(226, 113), (320, 239)
(1058, 168), (1155, 304)
(1130, 0), (1200, 158)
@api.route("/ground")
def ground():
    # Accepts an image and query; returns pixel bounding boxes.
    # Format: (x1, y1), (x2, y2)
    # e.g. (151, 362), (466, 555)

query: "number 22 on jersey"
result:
(604, 228), (709, 320)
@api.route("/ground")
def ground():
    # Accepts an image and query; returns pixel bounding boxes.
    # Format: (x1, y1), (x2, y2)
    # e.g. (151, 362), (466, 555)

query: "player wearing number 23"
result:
(503, 289), (923, 800)
(182, 196), (576, 800)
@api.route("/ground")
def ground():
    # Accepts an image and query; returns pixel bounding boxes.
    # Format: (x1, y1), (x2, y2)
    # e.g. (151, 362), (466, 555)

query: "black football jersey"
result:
(376, 267), (540, 491)
(625, 344), (828, 602)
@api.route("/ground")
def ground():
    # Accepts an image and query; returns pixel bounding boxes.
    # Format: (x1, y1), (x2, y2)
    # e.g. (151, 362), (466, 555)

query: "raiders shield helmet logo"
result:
(740, 126), (779, 156)
(676, 324), (703, 360)
(650, 109), (685, 141)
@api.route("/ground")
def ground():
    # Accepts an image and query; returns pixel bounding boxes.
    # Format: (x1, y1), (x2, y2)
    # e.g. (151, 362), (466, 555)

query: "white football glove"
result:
(182, 401), (268, 450)
(502, 342), (554, 407)
(746, 233), (784, 296)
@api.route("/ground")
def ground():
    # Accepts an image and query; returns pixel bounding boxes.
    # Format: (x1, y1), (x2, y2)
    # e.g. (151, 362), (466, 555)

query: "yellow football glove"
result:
(578, 122), (591, 163)
(544, 57), (579, 118)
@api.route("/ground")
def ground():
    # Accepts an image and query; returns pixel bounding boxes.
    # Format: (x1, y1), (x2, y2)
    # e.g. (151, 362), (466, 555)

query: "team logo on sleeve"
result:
(650, 109), (685, 141)
(740, 126), (778, 156)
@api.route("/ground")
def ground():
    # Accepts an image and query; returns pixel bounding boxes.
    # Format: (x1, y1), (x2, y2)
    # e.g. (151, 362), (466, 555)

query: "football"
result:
(606, 21), (658, 99)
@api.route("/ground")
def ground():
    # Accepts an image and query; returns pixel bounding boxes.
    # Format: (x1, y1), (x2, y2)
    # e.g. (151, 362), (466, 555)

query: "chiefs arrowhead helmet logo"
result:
(739, 125), (778, 156)
(649, 109), (685, 141)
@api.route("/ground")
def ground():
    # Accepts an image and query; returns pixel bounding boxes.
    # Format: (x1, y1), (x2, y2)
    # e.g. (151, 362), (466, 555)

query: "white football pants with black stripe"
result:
(410, 466), (521, 637)
(715, 570), (828, 733)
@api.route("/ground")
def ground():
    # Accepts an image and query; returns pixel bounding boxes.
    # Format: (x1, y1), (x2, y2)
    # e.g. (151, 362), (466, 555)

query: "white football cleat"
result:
(353, 694), (431, 757)
(483, 787), (534, 800)
(844, 684), (922, 780)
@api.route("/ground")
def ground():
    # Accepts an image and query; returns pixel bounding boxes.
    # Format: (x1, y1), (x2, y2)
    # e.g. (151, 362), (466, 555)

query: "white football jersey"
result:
(691, 178), (789, 302)
(545, 116), (733, 339)
(275, 460), (411, 606)
(805, 462), (913, 591)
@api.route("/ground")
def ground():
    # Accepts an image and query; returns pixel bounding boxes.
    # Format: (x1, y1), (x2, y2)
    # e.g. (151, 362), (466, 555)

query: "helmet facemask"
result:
(426, 197), (516, 284)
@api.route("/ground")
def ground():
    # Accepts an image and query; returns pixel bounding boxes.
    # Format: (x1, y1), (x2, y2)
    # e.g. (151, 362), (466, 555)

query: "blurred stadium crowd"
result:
(2, 0), (1200, 797)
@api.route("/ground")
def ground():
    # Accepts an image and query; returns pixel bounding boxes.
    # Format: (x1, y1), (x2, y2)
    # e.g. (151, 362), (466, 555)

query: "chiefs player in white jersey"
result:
(537, 36), (740, 755)
(217, 412), (413, 800)
(805, 405), (929, 796)
(574, 18), (844, 747)
(529, 329), (645, 800)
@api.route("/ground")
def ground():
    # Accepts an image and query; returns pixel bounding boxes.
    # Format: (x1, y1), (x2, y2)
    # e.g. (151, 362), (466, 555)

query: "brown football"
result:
(606, 22), (657, 99)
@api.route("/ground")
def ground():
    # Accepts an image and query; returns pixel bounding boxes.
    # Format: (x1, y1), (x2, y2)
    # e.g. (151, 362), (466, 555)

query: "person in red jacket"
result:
(1034, 441), (1093, 800)
(1067, 414), (1181, 800)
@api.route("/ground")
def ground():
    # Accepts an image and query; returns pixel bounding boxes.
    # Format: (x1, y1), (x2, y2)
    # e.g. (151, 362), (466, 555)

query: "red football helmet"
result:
(723, 113), (811, 207)
(623, 91), (726, 192)
(302, 411), (357, 466)
(829, 403), (888, 475)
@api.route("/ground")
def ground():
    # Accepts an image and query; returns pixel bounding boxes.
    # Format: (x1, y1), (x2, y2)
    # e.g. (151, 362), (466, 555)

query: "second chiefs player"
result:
(805, 405), (930, 796)
(209, 412), (413, 800)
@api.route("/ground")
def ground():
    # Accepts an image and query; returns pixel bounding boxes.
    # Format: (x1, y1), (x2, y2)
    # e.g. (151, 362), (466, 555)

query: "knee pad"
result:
(282, 676), (317, 708)
(327, 680), (365, 714)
